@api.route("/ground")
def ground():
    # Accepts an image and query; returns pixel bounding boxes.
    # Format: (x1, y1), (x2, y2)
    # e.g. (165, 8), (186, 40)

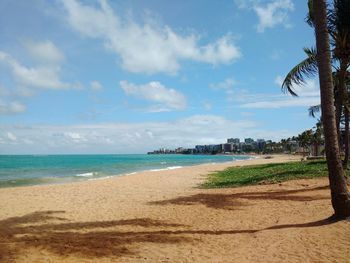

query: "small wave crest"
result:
(125, 172), (137, 175)
(88, 176), (113, 181)
(150, 166), (183, 172)
(75, 172), (96, 177)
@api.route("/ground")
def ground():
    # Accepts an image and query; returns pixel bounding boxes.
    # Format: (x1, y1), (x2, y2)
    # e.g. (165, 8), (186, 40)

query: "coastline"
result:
(0, 154), (253, 189)
(1, 154), (349, 262)
(0, 154), (293, 191)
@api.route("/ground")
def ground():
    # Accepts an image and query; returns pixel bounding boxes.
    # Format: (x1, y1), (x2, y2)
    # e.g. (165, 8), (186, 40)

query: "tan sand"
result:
(0, 154), (349, 262)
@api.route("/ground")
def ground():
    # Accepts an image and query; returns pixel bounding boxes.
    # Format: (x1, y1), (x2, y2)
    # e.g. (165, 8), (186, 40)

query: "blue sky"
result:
(0, 0), (320, 154)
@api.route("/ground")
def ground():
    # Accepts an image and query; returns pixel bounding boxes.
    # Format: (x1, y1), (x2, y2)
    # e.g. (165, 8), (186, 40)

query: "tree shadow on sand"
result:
(0, 206), (341, 261)
(264, 216), (342, 230)
(0, 211), (191, 262)
(149, 186), (329, 210)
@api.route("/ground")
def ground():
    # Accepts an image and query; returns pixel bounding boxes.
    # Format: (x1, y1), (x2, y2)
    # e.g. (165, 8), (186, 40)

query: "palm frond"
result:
(308, 104), (321, 118)
(305, 0), (314, 27)
(281, 47), (318, 97)
(328, 0), (350, 59)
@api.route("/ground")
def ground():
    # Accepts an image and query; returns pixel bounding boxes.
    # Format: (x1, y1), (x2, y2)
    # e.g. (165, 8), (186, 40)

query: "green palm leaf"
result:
(281, 47), (318, 96)
(308, 104), (321, 118)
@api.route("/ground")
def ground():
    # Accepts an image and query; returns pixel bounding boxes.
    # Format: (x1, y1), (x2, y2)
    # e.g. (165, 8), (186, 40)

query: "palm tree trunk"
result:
(339, 63), (350, 165)
(315, 141), (319, 156)
(343, 108), (349, 169)
(335, 93), (342, 147)
(313, 0), (350, 217)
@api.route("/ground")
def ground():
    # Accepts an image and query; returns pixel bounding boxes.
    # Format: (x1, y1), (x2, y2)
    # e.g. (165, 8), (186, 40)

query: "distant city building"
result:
(244, 138), (254, 144)
(222, 143), (233, 152)
(175, 147), (184, 153)
(148, 137), (280, 155)
(242, 143), (254, 152)
(256, 139), (266, 151)
(227, 138), (240, 144)
(195, 145), (205, 153)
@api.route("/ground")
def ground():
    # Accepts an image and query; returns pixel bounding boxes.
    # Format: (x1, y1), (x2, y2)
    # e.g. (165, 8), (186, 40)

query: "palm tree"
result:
(329, 0), (350, 167)
(312, 120), (324, 156)
(297, 129), (313, 156)
(329, 0), (350, 111)
(282, 1), (350, 168)
(343, 108), (350, 165)
(313, 0), (350, 217)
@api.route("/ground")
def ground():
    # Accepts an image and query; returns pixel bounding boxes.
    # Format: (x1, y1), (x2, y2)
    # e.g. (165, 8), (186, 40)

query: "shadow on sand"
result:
(0, 211), (190, 261)
(0, 185), (338, 261)
(149, 186), (329, 210)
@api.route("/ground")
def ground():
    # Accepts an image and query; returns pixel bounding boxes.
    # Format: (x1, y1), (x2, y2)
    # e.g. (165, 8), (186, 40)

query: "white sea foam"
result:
(149, 169), (164, 172)
(125, 172), (137, 175)
(150, 166), (183, 172)
(88, 176), (112, 181)
(167, 166), (183, 170)
(76, 172), (95, 177)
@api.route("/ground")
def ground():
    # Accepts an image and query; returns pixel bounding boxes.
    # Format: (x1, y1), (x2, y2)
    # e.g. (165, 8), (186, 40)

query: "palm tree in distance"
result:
(313, 0), (350, 217)
(312, 120), (324, 156)
(297, 129), (313, 156)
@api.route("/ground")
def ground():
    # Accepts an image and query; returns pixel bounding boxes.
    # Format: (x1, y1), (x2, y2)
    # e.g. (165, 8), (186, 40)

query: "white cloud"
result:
(241, 97), (319, 109)
(254, 0), (294, 33)
(0, 114), (290, 154)
(0, 115), (302, 154)
(120, 80), (187, 111)
(0, 100), (26, 115)
(240, 112), (254, 118)
(64, 132), (87, 142)
(210, 78), (236, 101)
(211, 75), (320, 109)
(274, 75), (284, 86)
(234, 0), (294, 33)
(25, 40), (65, 64)
(7, 132), (17, 141)
(210, 78), (235, 90)
(0, 41), (80, 114)
(291, 80), (319, 98)
(275, 75), (319, 97)
(240, 78), (320, 109)
(61, 0), (241, 74)
(0, 48), (76, 90)
(90, 81), (103, 91)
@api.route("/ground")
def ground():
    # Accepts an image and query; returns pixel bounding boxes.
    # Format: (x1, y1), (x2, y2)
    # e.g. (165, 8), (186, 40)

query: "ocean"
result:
(0, 154), (252, 188)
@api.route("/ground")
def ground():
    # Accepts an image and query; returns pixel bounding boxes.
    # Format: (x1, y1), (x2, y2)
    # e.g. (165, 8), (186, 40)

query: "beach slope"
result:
(0, 155), (349, 262)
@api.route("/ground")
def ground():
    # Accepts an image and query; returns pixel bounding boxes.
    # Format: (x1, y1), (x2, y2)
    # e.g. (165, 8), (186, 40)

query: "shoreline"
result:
(0, 154), (299, 198)
(1, 154), (348, 263)
(0, 154), (256, 189)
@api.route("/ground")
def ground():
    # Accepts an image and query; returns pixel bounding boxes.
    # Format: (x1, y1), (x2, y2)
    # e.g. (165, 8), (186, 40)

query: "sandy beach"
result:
(0, 154), (349, 262)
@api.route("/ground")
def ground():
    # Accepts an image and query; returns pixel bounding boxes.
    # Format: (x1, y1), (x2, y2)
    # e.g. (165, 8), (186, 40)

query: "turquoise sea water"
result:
(0, 154), (251, 188)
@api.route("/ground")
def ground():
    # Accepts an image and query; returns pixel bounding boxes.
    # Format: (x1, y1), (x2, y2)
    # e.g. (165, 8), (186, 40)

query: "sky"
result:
(0, 0), (320, 154)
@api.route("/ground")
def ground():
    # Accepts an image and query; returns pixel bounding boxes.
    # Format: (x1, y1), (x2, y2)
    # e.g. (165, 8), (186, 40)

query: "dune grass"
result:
(203, 160), (335, 188)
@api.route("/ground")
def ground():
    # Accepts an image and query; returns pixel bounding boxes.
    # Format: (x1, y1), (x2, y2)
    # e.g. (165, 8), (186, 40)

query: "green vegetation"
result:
(202, 160), (340, 188)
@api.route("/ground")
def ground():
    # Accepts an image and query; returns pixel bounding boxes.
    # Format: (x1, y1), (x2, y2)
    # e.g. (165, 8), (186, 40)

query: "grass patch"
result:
(203, 160), (334, 188)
